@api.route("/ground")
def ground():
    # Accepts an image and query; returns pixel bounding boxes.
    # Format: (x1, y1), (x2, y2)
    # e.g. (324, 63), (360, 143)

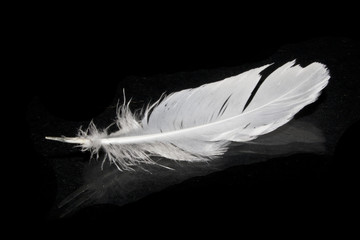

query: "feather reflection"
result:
(52, 119), (325, 218)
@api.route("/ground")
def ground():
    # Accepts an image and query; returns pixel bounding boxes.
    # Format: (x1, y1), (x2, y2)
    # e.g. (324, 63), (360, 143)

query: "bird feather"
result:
(46, 60), (330, 170)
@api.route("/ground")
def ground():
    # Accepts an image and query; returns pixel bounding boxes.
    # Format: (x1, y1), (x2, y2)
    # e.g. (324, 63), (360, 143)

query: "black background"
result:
(23, 5), (359, 122)
(21, 5), (360, 230)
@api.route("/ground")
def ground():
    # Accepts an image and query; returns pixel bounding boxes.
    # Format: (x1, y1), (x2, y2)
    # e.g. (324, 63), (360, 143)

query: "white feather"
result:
(46, 60), (330, 170)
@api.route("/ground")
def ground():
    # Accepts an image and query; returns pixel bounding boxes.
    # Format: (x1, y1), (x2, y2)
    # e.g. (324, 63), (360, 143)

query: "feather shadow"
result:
(50, 119), (325, 218)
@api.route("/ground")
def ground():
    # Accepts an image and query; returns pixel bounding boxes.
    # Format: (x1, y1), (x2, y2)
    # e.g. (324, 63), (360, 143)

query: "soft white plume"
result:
(46, 60), (330, 170)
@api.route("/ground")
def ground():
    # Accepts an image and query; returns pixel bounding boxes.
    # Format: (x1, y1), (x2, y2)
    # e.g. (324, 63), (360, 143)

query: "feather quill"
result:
(46, 60), (330, 170)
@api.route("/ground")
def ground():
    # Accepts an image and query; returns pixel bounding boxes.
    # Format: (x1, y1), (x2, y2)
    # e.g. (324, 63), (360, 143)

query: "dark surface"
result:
(23, 16), (360, 229)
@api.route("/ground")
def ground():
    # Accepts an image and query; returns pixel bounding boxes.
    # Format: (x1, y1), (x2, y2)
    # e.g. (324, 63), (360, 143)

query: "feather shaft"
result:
(45, 136), (90, 144)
